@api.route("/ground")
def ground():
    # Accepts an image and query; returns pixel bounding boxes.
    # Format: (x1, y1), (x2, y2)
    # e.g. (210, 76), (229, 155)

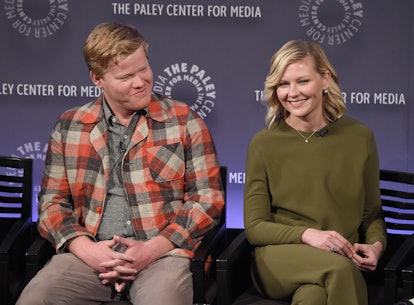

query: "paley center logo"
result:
(153, 62), (217, 119)
(4, 0), (69, 38)
(9, 141), (48, 208)
(298, 0), (363, 45)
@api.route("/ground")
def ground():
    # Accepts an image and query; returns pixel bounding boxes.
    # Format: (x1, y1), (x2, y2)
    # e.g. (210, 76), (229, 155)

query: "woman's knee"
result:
(327, 255), (363, 281)
(292, 284), (327, 305)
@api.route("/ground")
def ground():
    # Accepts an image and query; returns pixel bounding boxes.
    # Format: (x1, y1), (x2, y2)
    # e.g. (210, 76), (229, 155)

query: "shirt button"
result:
(126, 220), (132, 225)
(96, 206), (102, 213)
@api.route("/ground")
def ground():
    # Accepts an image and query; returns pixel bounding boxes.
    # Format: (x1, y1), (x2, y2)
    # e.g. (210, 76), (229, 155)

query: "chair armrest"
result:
(0, 217), (33, 304)
(191, 223), (228, 304)
(191, 226), (242, 304)
(402, 264), (414, 299)
(384, 234), (414, 276)
(192, 223), (227, 264)
(25, 233), (55, 283)
(0, 217), (32, 255)
(384, 234), (414, 304)
(216, 230), (252, 305)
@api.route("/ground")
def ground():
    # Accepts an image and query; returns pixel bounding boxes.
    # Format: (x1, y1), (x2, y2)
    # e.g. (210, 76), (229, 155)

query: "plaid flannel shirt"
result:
(37, 94), (224, 258)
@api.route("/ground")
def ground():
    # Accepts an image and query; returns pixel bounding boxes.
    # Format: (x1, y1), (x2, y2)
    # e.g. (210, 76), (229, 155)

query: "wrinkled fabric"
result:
(38, 93), (224, 258)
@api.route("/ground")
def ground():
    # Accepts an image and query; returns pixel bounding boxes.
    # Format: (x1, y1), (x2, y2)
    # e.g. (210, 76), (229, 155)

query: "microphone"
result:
(118, 109), (147, 154)
(138, 109), (147, 117)
(316, 128), (328, 137)
(119, 142), (127, 154)
(108, 115), (116, 127)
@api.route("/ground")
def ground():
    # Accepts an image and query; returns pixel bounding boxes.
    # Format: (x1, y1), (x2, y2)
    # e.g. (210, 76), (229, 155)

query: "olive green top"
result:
(244, 116), (387, 249)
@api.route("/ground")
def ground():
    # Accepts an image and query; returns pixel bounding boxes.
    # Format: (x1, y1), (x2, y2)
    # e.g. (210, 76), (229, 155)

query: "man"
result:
(17, 22), (224, 305)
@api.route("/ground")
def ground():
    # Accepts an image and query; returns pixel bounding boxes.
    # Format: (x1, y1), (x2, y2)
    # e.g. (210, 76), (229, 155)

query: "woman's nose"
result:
(288, 84), (299, 96)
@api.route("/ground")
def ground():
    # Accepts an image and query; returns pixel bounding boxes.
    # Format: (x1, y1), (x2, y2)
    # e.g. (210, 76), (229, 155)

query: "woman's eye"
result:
(277, 83), (288, 88)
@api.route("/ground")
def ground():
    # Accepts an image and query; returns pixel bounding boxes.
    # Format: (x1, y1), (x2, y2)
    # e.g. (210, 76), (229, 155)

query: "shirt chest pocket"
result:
(147, 142), (185, 182)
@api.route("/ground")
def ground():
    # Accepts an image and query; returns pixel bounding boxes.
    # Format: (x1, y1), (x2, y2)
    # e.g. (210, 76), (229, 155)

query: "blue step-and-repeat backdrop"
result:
(1, 0), (413, 228)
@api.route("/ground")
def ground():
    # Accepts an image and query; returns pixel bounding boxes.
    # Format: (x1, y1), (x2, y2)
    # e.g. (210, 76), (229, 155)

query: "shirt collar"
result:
(103, 96), (148, 127)
(103, 97), (116, 126)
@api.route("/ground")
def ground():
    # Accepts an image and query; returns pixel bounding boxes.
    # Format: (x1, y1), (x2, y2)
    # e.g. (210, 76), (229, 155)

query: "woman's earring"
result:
(323, 89), (328, 94)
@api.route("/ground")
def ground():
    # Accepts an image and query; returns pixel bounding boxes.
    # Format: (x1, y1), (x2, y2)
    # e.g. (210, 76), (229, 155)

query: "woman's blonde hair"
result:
(263, 40), (346, 125)
(83, 22), (149, 79)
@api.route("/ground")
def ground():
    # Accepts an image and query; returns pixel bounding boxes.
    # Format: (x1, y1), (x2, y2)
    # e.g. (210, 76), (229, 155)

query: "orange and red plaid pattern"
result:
(37, 94), (224, 258)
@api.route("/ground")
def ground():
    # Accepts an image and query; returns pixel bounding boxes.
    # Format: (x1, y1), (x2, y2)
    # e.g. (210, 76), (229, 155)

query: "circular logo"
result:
(153, 62), (217, 119)
(10, 141), (48, 208)
(4, 0), (69, 38)
(298, 0), (363, 45)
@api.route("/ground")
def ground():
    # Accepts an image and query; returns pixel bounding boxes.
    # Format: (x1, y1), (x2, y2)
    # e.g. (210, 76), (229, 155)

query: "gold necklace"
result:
(295, 129), (318, 143)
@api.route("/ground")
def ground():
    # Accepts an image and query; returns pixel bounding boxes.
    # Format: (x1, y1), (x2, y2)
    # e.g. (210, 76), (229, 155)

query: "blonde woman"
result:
(244, 40), (386, 305)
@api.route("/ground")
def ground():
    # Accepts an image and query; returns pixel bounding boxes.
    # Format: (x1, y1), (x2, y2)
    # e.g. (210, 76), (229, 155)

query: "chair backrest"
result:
(380, 169), (414, 234)
(380, 169), (414, 257)
(191, 165), (227, 305)
(0, 156), (33, 223)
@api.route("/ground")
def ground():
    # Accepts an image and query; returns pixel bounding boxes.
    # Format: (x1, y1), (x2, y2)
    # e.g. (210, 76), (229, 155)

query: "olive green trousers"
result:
(252, 244), (368, 305)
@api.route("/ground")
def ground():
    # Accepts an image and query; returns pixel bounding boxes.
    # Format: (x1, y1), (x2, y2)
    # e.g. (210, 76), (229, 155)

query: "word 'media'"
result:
(112, 3), (262, 18)
(342, 92), (406, 105)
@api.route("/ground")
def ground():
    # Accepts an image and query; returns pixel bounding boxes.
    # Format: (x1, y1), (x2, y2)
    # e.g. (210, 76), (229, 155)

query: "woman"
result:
(244, 40), (387, 305)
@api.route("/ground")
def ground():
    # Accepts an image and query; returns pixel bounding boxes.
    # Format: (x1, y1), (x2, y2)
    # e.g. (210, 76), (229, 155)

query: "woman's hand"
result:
(352, 241), (383, 271)
(301, 228), (355, 258)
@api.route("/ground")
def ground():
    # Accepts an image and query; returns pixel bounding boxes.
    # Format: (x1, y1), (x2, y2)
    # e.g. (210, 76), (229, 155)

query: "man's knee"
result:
(17, 279), (49, 305)
(129, 257), (193, 305)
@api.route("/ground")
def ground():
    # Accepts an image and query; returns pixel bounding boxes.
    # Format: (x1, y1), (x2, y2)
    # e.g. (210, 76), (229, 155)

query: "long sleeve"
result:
(37, 95), (225, 258)
(244, 116), (387, 248)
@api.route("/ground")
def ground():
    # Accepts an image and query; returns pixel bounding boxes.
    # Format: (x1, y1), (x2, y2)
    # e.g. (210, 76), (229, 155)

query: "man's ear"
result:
(90, 71), (102, 88)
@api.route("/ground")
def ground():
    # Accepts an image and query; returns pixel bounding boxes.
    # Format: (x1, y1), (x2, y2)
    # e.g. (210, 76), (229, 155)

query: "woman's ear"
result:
(322, 70), (331, 89)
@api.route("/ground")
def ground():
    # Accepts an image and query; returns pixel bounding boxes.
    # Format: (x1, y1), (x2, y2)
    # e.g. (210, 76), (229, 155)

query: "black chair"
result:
(0, 156), (33, 305)
(25, 166), (228, 305)
(216, 169), (414, 305)
(191, 165), (230, 305)
(216, 229), (287, 305)
(381, 170), (414, 304)
(400, 263), (414, 304)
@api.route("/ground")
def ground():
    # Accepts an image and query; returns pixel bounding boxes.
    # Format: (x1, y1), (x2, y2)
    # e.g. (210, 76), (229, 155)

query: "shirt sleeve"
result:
(244, 136), (308, 246)
(359, 132), (388, 249)
(37, 119), (95, 252)
(158, 109), (225, 255)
